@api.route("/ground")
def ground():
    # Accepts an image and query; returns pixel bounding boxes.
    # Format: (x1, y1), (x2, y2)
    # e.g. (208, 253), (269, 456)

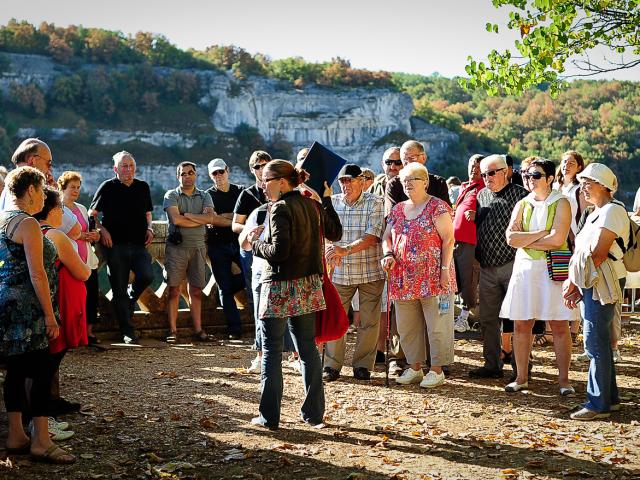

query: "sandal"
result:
(192, 330), (209, 342)
(534, 334), (552, 347)
(30, 444), (76, 464)
(166, 331), (177, 344)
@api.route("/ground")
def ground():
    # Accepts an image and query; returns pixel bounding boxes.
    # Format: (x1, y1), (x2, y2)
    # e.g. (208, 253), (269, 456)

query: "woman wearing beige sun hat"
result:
(563, 163), (630, 420)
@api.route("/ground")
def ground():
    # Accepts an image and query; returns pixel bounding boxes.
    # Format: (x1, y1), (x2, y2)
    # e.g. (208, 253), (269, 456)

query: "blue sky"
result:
(2, 0), (638, 80)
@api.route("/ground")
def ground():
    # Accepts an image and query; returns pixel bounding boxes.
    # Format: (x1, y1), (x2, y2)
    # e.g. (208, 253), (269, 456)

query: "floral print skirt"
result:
(259, 274), (326, 320)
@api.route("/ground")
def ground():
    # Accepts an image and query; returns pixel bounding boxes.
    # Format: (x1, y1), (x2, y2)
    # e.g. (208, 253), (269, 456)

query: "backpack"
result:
(619, 212), (640, 272)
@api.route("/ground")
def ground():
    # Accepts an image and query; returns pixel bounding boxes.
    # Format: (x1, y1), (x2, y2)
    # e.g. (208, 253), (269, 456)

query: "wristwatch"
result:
(441, 266), (449, 270)
(345, 244), (353, 255)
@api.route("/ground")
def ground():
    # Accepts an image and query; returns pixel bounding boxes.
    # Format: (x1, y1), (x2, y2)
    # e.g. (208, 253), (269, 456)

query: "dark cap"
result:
(338, 163), (362, 179)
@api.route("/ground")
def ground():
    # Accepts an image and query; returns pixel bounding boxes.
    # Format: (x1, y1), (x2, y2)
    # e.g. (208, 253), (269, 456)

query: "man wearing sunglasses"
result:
(163, 162), (215, 343)
(452, 154), (485, 333)
(206, 158), (246, 340)
(469, 154), (527, 379)
(231, 150), (272, 335)
(368, 147), (402, 197)
(384, 140), (450, 217)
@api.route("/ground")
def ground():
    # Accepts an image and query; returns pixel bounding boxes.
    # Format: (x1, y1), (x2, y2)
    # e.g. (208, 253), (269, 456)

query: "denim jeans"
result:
(580, 285), (620, 412)
(239, 249), (255, 314)
(105, 244), (153, 338)
(208, 243), (244, 334)
(252, 266), (294, 353)
(257, 312), (324, 428)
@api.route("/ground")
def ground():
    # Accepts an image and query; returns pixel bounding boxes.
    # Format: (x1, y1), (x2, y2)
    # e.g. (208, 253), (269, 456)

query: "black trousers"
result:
(4, 349), (55, 417)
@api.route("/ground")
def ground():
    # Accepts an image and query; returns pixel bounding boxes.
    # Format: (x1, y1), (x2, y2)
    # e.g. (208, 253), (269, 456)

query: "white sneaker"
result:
(247, 355), (262, 374)
(49, 417), (69, 431)
(420, 370), (445, 388)
(395, 367), (424, 385)
(454, 310), (470, 332)
(576, 351), (589, 362)
(612, 349), (622, 363)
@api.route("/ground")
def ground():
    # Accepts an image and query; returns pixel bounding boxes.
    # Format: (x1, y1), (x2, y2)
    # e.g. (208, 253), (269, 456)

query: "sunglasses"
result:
(263, 176), (282, 183)
(253, 163), (268, 171)
(523, 171), (545, 180)
(211, 170), (226, 176)
(384, 159), (403, 166)
(480, 167), (506, 179)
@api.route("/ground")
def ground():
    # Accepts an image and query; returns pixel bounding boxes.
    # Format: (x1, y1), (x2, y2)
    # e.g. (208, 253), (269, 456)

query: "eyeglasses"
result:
(402, 153), (424, 163)
(253, 163), (268, 171)
(523, 171), (544, 181)
(263, 176), (282, 183)
(480, 168), (506, 179)
(384, 159), (403, 166)
(338, 177), (359, 184)
(401, 177), (426, 183)
(210, 170), (226, 176)
(31, 154), (53, 165)
(180, 171), (195, 177)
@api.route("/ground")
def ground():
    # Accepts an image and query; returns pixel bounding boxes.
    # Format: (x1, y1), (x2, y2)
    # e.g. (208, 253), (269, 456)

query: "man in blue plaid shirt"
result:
(323, 164), (386, 382)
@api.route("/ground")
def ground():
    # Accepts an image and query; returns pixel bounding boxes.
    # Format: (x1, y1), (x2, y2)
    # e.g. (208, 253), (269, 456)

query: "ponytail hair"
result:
(264, 159), (309, 188)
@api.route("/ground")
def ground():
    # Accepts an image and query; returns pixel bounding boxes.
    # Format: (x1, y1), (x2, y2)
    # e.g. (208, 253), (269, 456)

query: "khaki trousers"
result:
(394, 295), (455, 367)
(325, 279), (385, 371)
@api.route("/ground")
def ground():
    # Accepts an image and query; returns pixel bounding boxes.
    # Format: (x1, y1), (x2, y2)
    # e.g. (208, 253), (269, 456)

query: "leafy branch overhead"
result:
(461, 0), (640, 96)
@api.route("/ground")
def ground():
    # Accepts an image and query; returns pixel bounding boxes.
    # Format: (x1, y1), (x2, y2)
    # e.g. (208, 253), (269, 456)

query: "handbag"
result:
(546, 250), (571, 282)
(312, 202), (349, 344)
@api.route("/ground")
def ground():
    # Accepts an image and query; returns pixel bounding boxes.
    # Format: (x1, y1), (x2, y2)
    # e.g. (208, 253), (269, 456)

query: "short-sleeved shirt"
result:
(475, 183), (528, 268)
(163, 187), (213, 248)
(234, 184), (266, 219)
(634, 186), (640, 213)
(387, 198), (456, 300)
(574, 201), (630, 279)
(330, 192), (385, 285)
(90, 178), (153, 246)
(206, 183), (243, 245)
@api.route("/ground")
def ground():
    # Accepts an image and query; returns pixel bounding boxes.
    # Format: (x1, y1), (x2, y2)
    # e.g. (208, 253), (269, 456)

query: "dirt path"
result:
(2, 322), (640, 479)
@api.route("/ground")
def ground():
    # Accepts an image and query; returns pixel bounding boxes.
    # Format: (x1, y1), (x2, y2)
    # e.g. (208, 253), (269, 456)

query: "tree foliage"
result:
(462, 0), (640, 95)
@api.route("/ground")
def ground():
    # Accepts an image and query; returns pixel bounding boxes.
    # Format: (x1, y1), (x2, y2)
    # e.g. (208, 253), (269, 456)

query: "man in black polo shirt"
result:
(469, 154), (527, 379)
(231, 150), (271, 319)
(89, 151), (154, 344)
(206, 158), (245, 339)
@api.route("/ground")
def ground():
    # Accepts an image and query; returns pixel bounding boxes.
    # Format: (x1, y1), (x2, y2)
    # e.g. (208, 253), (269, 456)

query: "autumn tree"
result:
(462, 0), (640, 95)
(8, 82), (46, 115)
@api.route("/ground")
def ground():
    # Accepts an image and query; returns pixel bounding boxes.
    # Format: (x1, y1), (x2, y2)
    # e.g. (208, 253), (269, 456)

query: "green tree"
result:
(462, 1), (640, 95)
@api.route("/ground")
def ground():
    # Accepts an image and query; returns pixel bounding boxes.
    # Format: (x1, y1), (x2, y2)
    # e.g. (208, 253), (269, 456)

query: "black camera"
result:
(88, 216), (96, 231)
(167, 227), (182, 246)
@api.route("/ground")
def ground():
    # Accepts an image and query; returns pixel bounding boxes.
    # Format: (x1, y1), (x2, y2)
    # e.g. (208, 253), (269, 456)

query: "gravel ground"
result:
(1, 320), (640, 480)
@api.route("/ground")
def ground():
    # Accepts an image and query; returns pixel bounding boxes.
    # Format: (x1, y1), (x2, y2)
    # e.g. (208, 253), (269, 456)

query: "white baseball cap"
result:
(208, 158), (227, 173)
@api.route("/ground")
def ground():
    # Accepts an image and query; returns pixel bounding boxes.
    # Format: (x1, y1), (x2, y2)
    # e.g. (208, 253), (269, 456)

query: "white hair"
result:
(113, 150), (135, 166)
(480, 154), (507, 170)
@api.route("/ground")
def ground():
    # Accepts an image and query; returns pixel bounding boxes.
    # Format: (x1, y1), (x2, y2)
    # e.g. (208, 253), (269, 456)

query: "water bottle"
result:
(438, 294), (450, 315)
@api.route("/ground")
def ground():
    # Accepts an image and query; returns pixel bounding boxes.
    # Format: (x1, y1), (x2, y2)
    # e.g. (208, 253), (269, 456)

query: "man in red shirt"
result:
(453, 154), (484, 332)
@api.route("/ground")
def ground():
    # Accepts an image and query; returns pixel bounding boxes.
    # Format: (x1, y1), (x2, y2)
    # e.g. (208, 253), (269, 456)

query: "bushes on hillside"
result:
(8, 82), (46, 116)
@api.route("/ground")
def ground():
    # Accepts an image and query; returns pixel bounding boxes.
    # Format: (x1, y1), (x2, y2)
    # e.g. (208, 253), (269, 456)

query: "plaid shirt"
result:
(330, 192), (385, 285)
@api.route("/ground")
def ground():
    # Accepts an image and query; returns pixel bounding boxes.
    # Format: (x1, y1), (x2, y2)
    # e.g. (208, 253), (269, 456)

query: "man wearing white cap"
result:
(206, 158), (246, 339)
(564, 163), (630, 420)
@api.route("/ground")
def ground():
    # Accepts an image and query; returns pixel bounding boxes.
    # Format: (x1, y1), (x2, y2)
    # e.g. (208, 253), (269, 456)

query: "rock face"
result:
(201, 74), (416, 166)
(2, 52), (460, 172)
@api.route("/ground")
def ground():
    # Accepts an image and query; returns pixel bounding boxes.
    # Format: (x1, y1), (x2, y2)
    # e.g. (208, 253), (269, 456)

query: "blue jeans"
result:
(252, 266), (294, 352)
(208, 243), (244, 334)
(580, 285), (620, 412)
(257, 312), (324, 428)
(239, 249), (255, 314)
(105, 244), (153, 338)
